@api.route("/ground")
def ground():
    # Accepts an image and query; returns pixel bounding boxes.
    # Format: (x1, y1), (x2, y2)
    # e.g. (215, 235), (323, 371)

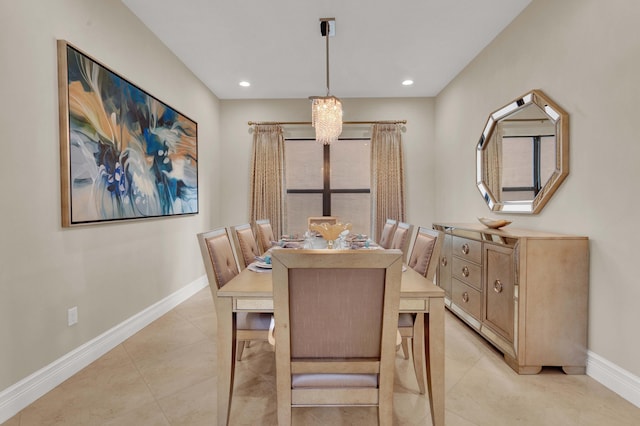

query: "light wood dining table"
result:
(215, 253), (445, 425)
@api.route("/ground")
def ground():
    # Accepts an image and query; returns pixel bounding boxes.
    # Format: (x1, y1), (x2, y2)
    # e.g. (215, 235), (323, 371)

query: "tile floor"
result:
(4, 288), (639, 425)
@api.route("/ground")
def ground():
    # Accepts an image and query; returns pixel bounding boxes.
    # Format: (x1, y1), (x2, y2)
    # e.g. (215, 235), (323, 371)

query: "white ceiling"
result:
(121, 0), (531, 100)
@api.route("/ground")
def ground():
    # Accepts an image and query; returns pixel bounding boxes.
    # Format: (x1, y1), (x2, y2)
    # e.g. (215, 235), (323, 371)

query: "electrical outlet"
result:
(68, 306), (78, 326)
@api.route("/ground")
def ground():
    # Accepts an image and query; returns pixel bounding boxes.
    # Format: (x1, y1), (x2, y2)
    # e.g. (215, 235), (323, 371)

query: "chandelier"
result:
(309, 18), (342, 144)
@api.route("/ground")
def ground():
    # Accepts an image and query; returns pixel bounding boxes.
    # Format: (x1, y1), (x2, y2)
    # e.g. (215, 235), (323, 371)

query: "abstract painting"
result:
(57, 40), (198, 227)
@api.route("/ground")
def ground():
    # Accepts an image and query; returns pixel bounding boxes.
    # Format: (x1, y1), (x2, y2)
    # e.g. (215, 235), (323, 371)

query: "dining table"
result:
(215, 249), (445, 426)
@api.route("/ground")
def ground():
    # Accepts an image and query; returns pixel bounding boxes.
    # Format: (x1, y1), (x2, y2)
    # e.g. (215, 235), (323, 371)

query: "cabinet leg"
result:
(517, 365), (543, 375)
(562, 366), (586, 375)
(504, 354), (542, 374)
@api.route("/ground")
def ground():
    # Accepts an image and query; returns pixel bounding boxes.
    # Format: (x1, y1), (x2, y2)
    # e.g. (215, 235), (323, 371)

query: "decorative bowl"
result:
(309, 222), (352, 245)
(478, 217), (512, 229)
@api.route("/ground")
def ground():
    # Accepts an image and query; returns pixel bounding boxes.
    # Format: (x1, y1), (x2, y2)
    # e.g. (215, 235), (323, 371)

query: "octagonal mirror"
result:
(476, 89), (569, 214)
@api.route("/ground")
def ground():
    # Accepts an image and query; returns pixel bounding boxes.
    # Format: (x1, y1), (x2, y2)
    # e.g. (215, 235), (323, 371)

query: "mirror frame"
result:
(476, 89), (569, 214)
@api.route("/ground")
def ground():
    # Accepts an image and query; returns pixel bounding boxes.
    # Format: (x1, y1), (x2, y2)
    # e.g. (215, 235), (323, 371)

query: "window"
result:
(285, 139), (371, 235)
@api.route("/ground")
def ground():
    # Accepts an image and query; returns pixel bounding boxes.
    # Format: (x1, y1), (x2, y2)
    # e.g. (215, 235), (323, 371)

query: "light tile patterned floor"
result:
(4, 288), (639, 425)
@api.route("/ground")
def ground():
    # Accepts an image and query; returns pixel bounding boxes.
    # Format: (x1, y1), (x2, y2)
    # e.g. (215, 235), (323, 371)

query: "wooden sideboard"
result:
(433, 223), (589, 374)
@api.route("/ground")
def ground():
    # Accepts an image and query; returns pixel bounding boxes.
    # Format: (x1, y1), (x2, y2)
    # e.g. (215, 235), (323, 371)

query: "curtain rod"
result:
(248, 120), (407, 126)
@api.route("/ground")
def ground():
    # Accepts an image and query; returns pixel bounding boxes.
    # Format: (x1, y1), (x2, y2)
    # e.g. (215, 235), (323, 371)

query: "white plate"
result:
(254, 261), (272, 269)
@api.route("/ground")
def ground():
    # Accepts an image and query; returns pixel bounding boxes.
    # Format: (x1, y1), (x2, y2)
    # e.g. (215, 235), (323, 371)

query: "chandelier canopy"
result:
(310, 18), (342, 144)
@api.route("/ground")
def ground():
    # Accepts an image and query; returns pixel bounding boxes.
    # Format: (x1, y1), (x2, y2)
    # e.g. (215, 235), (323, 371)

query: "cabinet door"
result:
(437, 233), (452, 297)
(484, 244), (515, 342)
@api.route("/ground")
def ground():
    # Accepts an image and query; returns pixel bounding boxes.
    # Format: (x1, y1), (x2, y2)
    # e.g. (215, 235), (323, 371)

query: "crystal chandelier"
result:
(310, 18), (342, 144)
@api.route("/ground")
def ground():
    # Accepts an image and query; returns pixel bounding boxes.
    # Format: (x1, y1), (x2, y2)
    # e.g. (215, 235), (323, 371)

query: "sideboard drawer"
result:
(452, 236), (482, 264)
(451, 256), (482, 290)
(451, 278), (481, 321)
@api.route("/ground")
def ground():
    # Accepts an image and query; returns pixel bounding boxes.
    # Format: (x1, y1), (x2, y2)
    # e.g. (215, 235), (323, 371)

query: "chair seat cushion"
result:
(292, 373), (378, 388)
(237, 312), (272, 330)
(398, 312), (415, 327)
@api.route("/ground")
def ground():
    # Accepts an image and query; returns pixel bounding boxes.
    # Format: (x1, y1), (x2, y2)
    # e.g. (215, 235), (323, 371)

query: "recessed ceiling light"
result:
(402, 79), (414, 86)
(239, 81), (251, 87)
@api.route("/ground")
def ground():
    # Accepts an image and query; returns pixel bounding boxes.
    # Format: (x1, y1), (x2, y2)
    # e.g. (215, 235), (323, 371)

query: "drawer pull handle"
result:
(462, 292), (469, 303)
(441, 257), (448, 267)
(494, 280), (503, 293)
(461, 243), (470, 255)
(462, 266), (469, 277)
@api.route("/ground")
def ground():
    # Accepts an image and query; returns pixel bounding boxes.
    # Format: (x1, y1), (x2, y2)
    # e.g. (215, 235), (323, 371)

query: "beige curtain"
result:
(371, 123), (406, 241)
(249, 125), (285, 238)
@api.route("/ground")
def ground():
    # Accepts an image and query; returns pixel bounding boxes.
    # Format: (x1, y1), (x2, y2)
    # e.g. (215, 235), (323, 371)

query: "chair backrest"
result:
(255, 219), (275, 253)
(407, 227), (444, 282)
(307, 216), (338, 229)
(197, 228), (240, 304)
(378, 218), (397, 249)
(229, 223), (261, 269)
(271, 249), (402, 418)
(390, 221), (414, 262)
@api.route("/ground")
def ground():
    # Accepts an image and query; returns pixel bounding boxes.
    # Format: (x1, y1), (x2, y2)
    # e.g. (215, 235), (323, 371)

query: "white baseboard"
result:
(0, 276), (208, 424)
(586, 350), (640, 408)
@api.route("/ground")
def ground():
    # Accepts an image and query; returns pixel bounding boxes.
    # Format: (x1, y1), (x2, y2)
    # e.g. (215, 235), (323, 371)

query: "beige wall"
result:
(435, 0), (640, 376)
(0, 0), (220, 389)
(219, 98), (435, 229)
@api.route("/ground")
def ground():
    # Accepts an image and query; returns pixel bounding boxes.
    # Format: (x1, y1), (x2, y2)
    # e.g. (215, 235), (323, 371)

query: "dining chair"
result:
(378, 218), (397, 249)
(229, 223), (261, 270)
(271, 249), (403, 426)
(255, 218), (276, 253)
(197, 228), (272, 361)
(398, 226), (444, 394)
(307, 216), (338, 229)
(390, 221), (414, 262)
